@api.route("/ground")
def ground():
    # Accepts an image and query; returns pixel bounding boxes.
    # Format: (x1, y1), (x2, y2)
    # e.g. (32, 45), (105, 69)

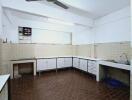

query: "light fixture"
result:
(47, 18), (75, 26)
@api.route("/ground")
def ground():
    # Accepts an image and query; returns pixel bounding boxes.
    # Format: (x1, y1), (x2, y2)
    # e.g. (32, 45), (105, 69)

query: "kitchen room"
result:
(0, 0), (132, 100)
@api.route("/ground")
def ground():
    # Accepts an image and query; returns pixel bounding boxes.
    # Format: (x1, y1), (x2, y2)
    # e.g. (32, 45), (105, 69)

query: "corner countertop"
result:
(10, 56), (101, 61)
(0, 74), (10, 92)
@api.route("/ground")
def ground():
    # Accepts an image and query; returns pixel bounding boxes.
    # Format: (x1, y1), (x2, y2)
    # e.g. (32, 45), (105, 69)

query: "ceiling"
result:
(41, 0), (130, 19)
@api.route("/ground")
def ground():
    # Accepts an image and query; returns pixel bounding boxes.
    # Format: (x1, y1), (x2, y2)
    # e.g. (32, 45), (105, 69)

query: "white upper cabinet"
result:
(57, 58), (65, 68)
(64, 58), (72, 67)
(73, 58), (80, 69)
(88, 60), (97, 75)
(79, 59), (87, 72)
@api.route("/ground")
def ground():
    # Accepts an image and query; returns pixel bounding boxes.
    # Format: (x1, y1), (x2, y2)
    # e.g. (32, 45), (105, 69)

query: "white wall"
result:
(94, 6), (131, 43)
(1, 0), (94, 44)
(71, 6), (131, 45)
(1, 1), (131, 45)
(1, 0), (93, 27)
(32, 29), (71, 44)
(72, 29), (94, 45)
(2, 8), (94, 44)
(130, 1), (132, 99)
(2, 9), (74, 44)
(0, 0), (2, 37)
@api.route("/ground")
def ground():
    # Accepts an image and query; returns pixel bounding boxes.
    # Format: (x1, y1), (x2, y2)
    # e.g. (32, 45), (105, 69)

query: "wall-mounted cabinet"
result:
(18, 27), (32, 43)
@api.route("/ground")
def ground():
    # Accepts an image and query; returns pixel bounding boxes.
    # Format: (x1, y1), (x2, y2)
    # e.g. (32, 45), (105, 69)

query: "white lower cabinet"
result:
(37, 58), (56, 71)
(57, 57), (72, 68)
(73, 58), (79, 69)
(37, 59), (48, 71)
(47, 59), (56, 69)
(88, 60), (97, 75)
(64, 58), (72, 67)
(79, 59), (87, 72)
(37, 57), (97, 76)
(57, 58), (65, 68)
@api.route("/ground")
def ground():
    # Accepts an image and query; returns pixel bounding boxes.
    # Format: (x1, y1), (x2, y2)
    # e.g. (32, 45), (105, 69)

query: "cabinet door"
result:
(64, 58), (72, 67)
(73, 58), (79, 69)
(57, 58), (65, 68)
(79, 59), (87, 72)
(88, 60), (97, 75)
(37, 59), (48, 71)
(47, 59), (56, 70)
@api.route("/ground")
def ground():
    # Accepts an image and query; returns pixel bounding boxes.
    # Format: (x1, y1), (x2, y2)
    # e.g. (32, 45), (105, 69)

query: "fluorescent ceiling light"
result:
(47, 18), (75, 26)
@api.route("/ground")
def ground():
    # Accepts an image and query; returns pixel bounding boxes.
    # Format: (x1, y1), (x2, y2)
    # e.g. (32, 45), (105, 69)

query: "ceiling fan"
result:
(26, 0), (69, 9)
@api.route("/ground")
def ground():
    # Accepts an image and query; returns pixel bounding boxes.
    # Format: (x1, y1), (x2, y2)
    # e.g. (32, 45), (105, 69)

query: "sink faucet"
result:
(120, 53), (129, 65)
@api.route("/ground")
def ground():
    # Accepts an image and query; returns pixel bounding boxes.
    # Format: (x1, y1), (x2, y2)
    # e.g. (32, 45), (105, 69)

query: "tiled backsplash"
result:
(95, 41), (130, 61)
(0, 42), (130, 61)
(76, 41), (130, 61)
(76, 44), (92, 57)
(0, 42), (130, 75)
(34, 44), (73, 58)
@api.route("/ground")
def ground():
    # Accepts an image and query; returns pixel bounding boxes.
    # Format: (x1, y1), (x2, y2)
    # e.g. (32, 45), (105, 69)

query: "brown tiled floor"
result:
(11, 69), (130, 100)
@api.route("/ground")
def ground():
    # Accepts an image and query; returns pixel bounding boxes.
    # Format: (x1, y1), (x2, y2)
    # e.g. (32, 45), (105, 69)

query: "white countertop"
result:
(73, 56), (101, 61)
(98, 60), (130, 70)
(11, 56), (101, 61)
(0, 74), (10, 92)
(36, 56), (73, 59)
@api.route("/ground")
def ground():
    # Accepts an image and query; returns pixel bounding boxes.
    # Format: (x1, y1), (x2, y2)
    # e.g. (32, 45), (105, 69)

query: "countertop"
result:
(73, 56), (101, 61)
(0, 74), (10, 92)
(10, 56), (100, 61)
(98, 60), (130, 71)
